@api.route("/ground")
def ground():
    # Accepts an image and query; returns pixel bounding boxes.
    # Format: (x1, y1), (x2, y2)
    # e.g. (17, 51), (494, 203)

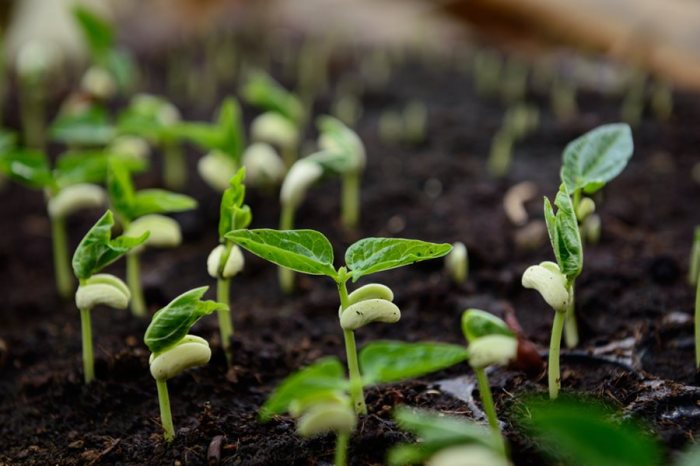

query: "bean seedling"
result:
(72, 210), (148, 383)
(226, 228), (452, 413)
(107, 158), (197, 316)
(261, 341), (469, 466)
(461, 309), (517, 449)
(144, 287), (225, 441)
(207, 168), (251, 365)
(389, 407), (508, 466)
(445, 241), (468, 284)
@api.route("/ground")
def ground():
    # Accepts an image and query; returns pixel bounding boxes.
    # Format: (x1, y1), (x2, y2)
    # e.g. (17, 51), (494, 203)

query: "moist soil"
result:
(1, 48), (700, 465)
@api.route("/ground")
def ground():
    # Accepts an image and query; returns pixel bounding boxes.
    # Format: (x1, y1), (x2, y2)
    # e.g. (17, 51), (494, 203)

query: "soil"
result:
(1, 41), (700, 465)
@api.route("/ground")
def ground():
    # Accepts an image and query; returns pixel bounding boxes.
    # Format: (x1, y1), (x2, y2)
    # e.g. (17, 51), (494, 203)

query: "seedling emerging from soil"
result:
(207, 168), (251, 365)
(144, 287), (225, 442)
(522, 184), (582, 399)
(692, 227), (700, 368)
(176, 98), (246, 192)
(242, 71), (304, 167)
(261, 341), (469, 465)
(445, 241), (468, 284)
(560, 123), (634, 346)
(72, 211), (148, 383)
(0, 145), (141, 297)
(107, 159), (197, 316)
(389, 407), (508, 466)
(461, 309), (517, 447)
(226, 228), (452, 413)
(117, 94), (186, 189)
(520, 397), (662, 466)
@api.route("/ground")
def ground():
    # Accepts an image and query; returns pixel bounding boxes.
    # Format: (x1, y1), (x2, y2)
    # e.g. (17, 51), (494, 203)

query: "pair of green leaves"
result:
(50, 106), (116, 146)
(560, 123), (633, 195)
(72, 210), (148, 279)
(218, 168), (252, 240)
(389, 407), (504, 466)
(520, 397), (661, 466)
(117, 94), (179, 143)
(242, 72), (304, 125)
(176, 98), (245, 164)
(144, 286), (225, 354)
(107, 159), (196, 222)
(308, 116), (365, 174)
(225, 229), (452, 283)
(544, 185), (582, 282)
(260, 341), (468, 421)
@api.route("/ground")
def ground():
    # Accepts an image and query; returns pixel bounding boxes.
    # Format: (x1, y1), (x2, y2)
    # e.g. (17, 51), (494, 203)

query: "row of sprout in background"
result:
(1, 5), (700, 466)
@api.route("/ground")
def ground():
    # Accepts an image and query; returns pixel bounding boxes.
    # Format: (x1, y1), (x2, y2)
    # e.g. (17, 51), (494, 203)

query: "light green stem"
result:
(695, 273), (700, 369)
(20, 78), (45, 150)
(278, 203), (296, 294)
(51, 215), (74, 298)
(162, 140), (186, 190)
(282, 145), (297, 169)
(549, 311), (566, 399)
(338, 280), (367, 414)
(474, 367), (499, 432)
(80, 307), (94, 384)
(335, 432), (349, 466)
(217, 277), (233, 366)
(341, 171), (360, 230)
(564, 286), (578, 349)
(156, 379), (175, 442)
(127, 252), (147, 317)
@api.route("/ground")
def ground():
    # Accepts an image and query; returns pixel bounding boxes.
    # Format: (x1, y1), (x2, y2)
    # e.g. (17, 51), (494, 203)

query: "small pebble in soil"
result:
(649, 255), (680, 285)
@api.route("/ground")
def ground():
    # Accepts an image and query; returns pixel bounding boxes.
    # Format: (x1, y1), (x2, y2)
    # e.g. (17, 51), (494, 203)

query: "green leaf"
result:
(72, 210), (148, 279)
(226, 229), (337, 278)
(117, 94), (179, 142)
(360, 341), (468, 385)
(316, 115), (365, 172)
(219, 168), (251, 239)
(50, 106), (116, 146)
(176, 98), (245, 162)
(544, 185), (583, 280)
(54, 150), (145, 188)
(346, 238), (452, 281)
(388, 407), (502, 465)
(130, 189), (197, 218)
(73, 6), (114, 61)
(561, 123), (633, 195)
(144, 286), (225, 353)
(260, 357), (347, 421)
(461, 309), (513, 343)
(242, 71), (303, 124)
(0, 149), (53, 189)
(520, 398), (661, 466)
(107, 158), (136, 220)
(0, 130), (17, 154)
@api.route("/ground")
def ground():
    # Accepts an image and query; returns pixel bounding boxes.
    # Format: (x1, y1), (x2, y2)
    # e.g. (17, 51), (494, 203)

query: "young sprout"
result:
(650, 80), (673, 121)
(389, 407), (509, 466)
(445, 241), (468, 284)
(242, 142), (286, 188)
(520, 397), (662, 466)
(473, 49), (502, 97)
(176, 98), (246, 192)
(332, 94), (363, 128)
(378, 102), (428, 146)
(488, 129), (514, 179)
(72, 211), (148, 383)
(0, 144), (142, 297)
(550, 75), (578, 123)
(522, 184), (582, 399)
(262, 341), (469, 466)
(207, 168), (251, 365)
(144, 287), (225, 442)
(242, 71), (304, 167)
(107, 159), (197, 316)
(117, 94), (185, 189)
(559, 123), (634, 346)
(461, 309), (517, 449)
(226, 228), (452, 413)
(691, 227), (700, 368)
(621, 70), (646, 127)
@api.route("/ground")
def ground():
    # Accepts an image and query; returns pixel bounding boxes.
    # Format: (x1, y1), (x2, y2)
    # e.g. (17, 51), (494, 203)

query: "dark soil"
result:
(1, 41), (700, 465)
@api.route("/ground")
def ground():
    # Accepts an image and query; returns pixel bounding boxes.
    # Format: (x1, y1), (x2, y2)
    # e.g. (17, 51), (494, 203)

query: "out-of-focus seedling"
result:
(227, 228), (452, 413)
(445, 241), (468, 284)
(621, 70), (646, 127)
(207, 168), (251, 365)
(559, 123), (633, 345)
(378, 102), (428, 146)
(72, 211), (148, 383)
(461, 309), (517, 447)
(550, 75), (578, 122)
(242, 71), (304, 167)
(242, 142), (286, 188)
(107, 159), (197, 316)
(519, 397), (662, 466)
(118, 94), (185, 189)
(473, 49), (502, 97)
(650, 81), (673, 122)
(261, 341), (469, 466)
(144, 287), (225, 442)
(691, 227), (700, 368)
(522, 184), (582, 399)
(388, 407), (509, 466)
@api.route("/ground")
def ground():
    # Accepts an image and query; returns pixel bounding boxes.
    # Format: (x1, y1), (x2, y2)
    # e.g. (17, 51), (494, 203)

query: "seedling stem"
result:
(51, 215), (74, 298)
(564, 287), (578, 348)
(474, 367), (498, 433)
(217, 275), (234, 365)
(156, 379), (175, 442)
(549, 311), (565, 399)
(337, 275), (367, 414)
(163, 140), (186, 190)
(127, 252), (146, 317)
(341, 171), (360, 230)
(80, 307), (94, 383)
(335, 432), (349, 466)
